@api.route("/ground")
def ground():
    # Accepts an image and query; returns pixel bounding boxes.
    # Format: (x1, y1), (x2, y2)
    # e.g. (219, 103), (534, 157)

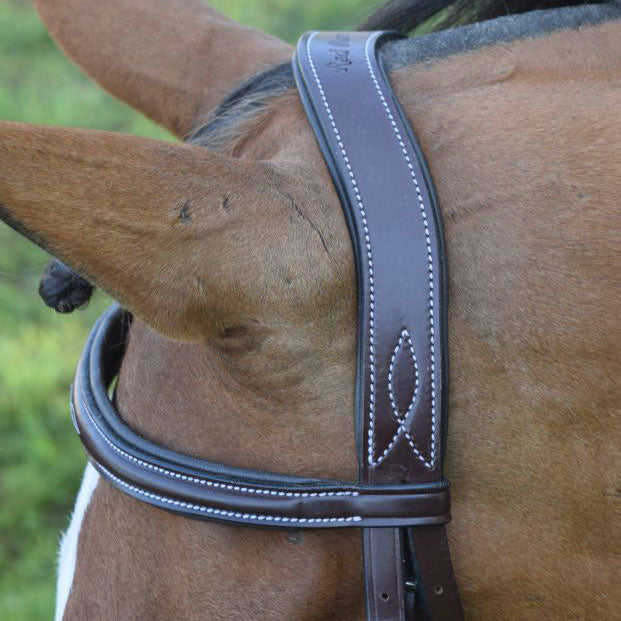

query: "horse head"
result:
(1, 1), (619, 618)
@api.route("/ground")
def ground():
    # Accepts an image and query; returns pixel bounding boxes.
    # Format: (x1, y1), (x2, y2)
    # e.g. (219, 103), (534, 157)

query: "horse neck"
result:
(388, 18), (620, 616)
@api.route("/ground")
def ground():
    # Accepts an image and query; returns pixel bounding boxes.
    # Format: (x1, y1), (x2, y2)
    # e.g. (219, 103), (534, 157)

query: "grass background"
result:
(0, 0), (382, 617)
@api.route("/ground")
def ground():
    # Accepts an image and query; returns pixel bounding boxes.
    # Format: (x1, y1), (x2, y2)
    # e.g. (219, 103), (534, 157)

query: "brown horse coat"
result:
(0, 1), (619, 618)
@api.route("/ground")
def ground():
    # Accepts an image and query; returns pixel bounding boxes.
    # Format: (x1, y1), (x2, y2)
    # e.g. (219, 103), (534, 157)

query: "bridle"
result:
(70, 31), (463, 620)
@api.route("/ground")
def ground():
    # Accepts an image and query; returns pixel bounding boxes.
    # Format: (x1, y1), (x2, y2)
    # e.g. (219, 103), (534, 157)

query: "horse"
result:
(1, 0), (619, 618)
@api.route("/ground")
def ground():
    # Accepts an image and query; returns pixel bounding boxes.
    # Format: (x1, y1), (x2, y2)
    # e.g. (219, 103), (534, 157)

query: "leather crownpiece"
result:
(293, 31), (462, 619)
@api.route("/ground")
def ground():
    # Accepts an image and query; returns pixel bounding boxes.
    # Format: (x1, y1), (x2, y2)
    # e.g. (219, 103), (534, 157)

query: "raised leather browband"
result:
(70, 31), (462, 620)
(72, 303), (450, 529)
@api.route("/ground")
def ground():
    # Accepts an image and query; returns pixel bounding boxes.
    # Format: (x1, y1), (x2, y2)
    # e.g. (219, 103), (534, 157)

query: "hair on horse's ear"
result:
(33, 0), (291, 138)
(0, 121), (278, 339)
(39, 259), (94, 314)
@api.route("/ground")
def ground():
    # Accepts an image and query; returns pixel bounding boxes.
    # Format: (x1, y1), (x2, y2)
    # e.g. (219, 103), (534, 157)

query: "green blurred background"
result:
(0, 0), (381, 617)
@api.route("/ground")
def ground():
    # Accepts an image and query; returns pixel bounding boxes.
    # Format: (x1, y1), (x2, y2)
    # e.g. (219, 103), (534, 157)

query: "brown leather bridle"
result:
(71, 31), (462, 620)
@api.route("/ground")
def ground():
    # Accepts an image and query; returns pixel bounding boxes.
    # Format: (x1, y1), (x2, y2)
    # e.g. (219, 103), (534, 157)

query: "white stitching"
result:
(305, 33), (379, 467)
(96, 463), (362, 524)
(306, 34), (436, 469)
(363, 36), (436, 469)
(376, 330), (432, 467)
(78, 387), (358, 498)
(388, 330), (419, 422)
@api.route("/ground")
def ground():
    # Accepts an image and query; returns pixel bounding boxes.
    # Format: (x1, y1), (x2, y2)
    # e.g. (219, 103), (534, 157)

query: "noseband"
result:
(71, 31), (462, 620)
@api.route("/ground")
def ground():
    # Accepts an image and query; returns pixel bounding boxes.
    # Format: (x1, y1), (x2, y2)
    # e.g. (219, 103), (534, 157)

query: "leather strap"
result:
(72, 304), (452, 528)
(293, 31), (462, 619)
(408, 526), (463, 619)
(364, 528), (406, 620)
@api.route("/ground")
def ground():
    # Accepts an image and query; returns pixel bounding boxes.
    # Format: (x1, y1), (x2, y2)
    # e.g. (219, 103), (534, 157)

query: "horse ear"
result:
(0, 122), (274, 339)
(33, 0), (291, 138)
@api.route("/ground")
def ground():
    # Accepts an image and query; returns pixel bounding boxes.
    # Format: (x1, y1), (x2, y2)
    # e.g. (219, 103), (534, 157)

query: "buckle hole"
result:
(435, 585), (444, 595)
(381, 592), (390, 601)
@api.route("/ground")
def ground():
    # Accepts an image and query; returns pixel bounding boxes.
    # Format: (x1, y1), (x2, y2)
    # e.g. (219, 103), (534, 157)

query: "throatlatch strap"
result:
(293, 32), (462, 620)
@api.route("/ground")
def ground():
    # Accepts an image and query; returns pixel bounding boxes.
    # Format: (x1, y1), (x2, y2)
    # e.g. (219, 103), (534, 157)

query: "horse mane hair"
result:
(39, 258), (94, 313)
(39, 0), (615, 313)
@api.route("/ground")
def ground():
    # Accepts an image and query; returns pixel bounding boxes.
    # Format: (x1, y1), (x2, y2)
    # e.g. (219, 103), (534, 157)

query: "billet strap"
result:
(293, 31), (462, 619)
(72, 304), (451, 529)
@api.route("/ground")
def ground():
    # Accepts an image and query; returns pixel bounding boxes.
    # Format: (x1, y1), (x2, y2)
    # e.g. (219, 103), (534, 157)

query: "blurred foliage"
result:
(209, 0), (380, 41)
(0, 0), (379, 617)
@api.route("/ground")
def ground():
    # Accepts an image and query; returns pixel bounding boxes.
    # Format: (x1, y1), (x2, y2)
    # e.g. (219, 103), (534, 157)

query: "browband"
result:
(70, 31), (462, 619)
(71, 304), (450, 529)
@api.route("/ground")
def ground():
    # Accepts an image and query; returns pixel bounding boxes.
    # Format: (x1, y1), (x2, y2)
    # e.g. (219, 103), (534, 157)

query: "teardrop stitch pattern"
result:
(388, 330), (418, 424)
(373, 329), (432, 468)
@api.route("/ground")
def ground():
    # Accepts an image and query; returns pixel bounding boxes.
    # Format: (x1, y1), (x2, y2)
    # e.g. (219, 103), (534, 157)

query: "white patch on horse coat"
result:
(55, 462), (100, 621)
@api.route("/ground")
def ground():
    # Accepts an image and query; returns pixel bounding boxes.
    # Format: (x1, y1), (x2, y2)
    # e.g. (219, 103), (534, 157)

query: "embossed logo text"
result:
(326, 33), (351, 72)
